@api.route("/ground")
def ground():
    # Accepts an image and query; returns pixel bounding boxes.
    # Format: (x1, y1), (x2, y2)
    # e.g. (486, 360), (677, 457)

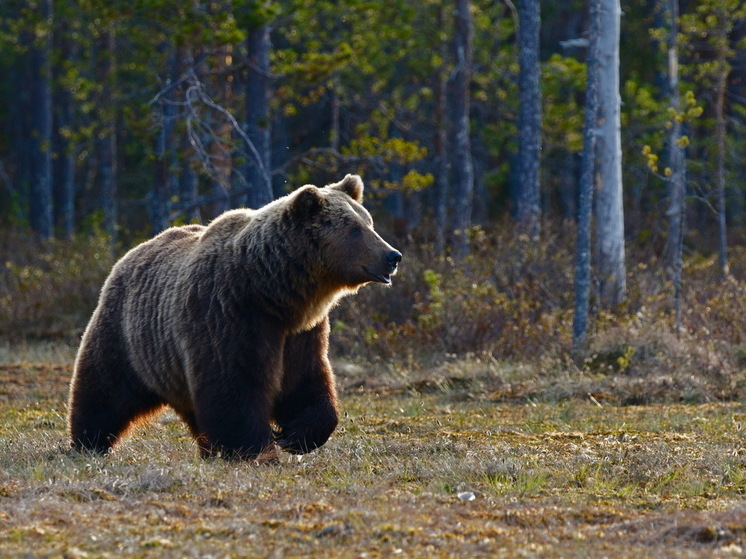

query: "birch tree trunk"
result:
(594, 0), (626, 306)
(450, 0), (474, 260)
(516, 0), (541, 240)
(572, 0), (601, 353)
(665, 0), (687, 332)
(714, 9), (728, 275)
(29, 0), (54, 239)
(244, 22), (273, 209)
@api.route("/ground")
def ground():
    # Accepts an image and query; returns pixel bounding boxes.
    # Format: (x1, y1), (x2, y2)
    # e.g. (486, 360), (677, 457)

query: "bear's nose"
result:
(387, 250), (402, 271)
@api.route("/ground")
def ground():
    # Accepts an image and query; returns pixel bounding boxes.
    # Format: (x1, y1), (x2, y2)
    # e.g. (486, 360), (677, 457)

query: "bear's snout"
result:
(387, 250), (402, 274)
(360, 246), (401, 285)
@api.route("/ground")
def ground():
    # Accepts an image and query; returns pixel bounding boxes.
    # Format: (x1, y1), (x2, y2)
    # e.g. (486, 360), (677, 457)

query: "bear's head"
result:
(289, 174), (401, 290)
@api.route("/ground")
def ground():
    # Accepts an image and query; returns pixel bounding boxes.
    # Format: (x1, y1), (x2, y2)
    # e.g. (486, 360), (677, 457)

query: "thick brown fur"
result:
(67, 175), (401, 460)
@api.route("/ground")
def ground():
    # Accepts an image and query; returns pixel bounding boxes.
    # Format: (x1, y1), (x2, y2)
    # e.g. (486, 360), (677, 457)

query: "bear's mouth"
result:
(362, 266), (392, 285)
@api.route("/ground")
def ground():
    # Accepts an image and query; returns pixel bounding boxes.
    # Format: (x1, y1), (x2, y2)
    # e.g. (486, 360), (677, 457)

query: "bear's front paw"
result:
(273, 428), (320, 455)
(273, 415), (337, 455)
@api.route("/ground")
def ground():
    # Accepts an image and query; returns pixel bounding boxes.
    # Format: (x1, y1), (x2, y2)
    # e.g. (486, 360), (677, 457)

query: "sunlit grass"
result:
(1, 354), (744, 557)
(0, 339), (77, 365)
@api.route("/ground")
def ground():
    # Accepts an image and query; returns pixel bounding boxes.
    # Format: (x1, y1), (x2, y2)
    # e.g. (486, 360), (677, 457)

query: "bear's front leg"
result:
(188, 332), (283, 460)
(274, 318), (339, 454)
(193, 386), (275, 460)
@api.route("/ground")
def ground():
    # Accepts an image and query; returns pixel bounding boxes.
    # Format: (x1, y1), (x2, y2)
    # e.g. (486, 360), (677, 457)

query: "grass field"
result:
(0, 347), (744, 558)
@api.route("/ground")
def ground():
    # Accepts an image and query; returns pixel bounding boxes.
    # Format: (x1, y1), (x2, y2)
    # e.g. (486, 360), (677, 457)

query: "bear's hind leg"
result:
(68, 354), (163, 454)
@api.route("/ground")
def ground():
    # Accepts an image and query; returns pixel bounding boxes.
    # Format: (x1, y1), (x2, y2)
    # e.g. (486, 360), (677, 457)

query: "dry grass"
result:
(0, 348), (744, 558)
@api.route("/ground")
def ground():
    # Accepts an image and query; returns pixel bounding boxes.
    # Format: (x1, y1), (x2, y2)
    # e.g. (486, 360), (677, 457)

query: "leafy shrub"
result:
(332, 227), (578, 364)
(332, 223), (746, 397)
(0, 229), (116, 339)
(2, 222), (745, 400)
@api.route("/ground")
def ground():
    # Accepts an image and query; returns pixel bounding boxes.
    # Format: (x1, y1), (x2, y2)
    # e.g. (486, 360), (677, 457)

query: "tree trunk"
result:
(209, 45), (233, 218)
(9, 47), (31, 223)
(152, 97), (171, 234)
(52, 22), (75, 239)
(97, 28), (117, 241)
(434, 3), (449, 255)
(594, 0), (626, 307)
(244, 23), (273, 209)
(665, 0), (686, 332)
(450, 0), (474, 260)
(572, 0), (601, 354)
(433, 4), (448, 256)
(179, 131), (201, 223)
(714, 9), (728, 275)
(151, 46), (181, 235)
(330, 74), (340, 154)
(516, 0), (542, 240)
(28, 0), (54, 239)
(53, 80), (75, 239)
(177, 45), (200, 224)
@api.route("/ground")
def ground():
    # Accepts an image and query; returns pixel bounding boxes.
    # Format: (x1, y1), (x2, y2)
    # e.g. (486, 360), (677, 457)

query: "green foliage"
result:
(541, 54), (585, 154)
(677, 0), (746, 202)
(634, 82), (700, 179)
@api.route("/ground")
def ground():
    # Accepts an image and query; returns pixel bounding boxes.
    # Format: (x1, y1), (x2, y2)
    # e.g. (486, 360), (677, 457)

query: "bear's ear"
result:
(326, 174), (364, 203)
(291, 185), (325, 219)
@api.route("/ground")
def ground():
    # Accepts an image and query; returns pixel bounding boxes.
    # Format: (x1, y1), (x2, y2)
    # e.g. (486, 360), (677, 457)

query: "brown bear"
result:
(67, 174), (400, 460)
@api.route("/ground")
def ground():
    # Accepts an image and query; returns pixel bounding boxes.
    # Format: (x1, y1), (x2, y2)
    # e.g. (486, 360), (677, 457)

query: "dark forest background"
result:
(1, 0), (745, 373)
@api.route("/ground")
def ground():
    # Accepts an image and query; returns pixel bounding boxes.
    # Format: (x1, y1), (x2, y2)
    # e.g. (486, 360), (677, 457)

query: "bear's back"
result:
(198, 209), (254, 246)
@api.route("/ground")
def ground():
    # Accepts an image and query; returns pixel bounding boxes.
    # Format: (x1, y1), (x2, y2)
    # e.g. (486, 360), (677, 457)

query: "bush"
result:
(0, 229), (116, 340)
(332, 227), (579, 363)
(331, 224), (746, 396)
(2, 222), (745, 399)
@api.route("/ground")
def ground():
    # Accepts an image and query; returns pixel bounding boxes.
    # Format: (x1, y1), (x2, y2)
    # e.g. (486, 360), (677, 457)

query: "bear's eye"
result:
(350, 226), (362, 238)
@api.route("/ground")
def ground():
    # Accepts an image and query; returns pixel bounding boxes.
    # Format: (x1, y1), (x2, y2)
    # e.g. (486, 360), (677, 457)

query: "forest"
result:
(1, 2), (746, 557)
(1, 0), (745, 359)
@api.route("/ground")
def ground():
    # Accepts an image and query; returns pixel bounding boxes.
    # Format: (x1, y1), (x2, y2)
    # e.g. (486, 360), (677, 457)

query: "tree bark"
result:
(28, 0), (54, 239)
(434, 2), (449, 255)
(209, 45), (233, 218)
(244, 22), (273, 209)
(152, 97), (171, 234)
(516, 0), (542, 240)
(97, 28), (117, 241)
(52, 18), (75, 239)
(151, 46), (181, 235)
(572, 0), (601, 354)
(53, 81), (75, 239)
(665, 0), (686, 332)
(179, 131), (201, 223)
(594, 0), (626, 307)
(450, 0), (474, 260)
(714, 9), (728, 275)
(177, 45), (200, 224)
